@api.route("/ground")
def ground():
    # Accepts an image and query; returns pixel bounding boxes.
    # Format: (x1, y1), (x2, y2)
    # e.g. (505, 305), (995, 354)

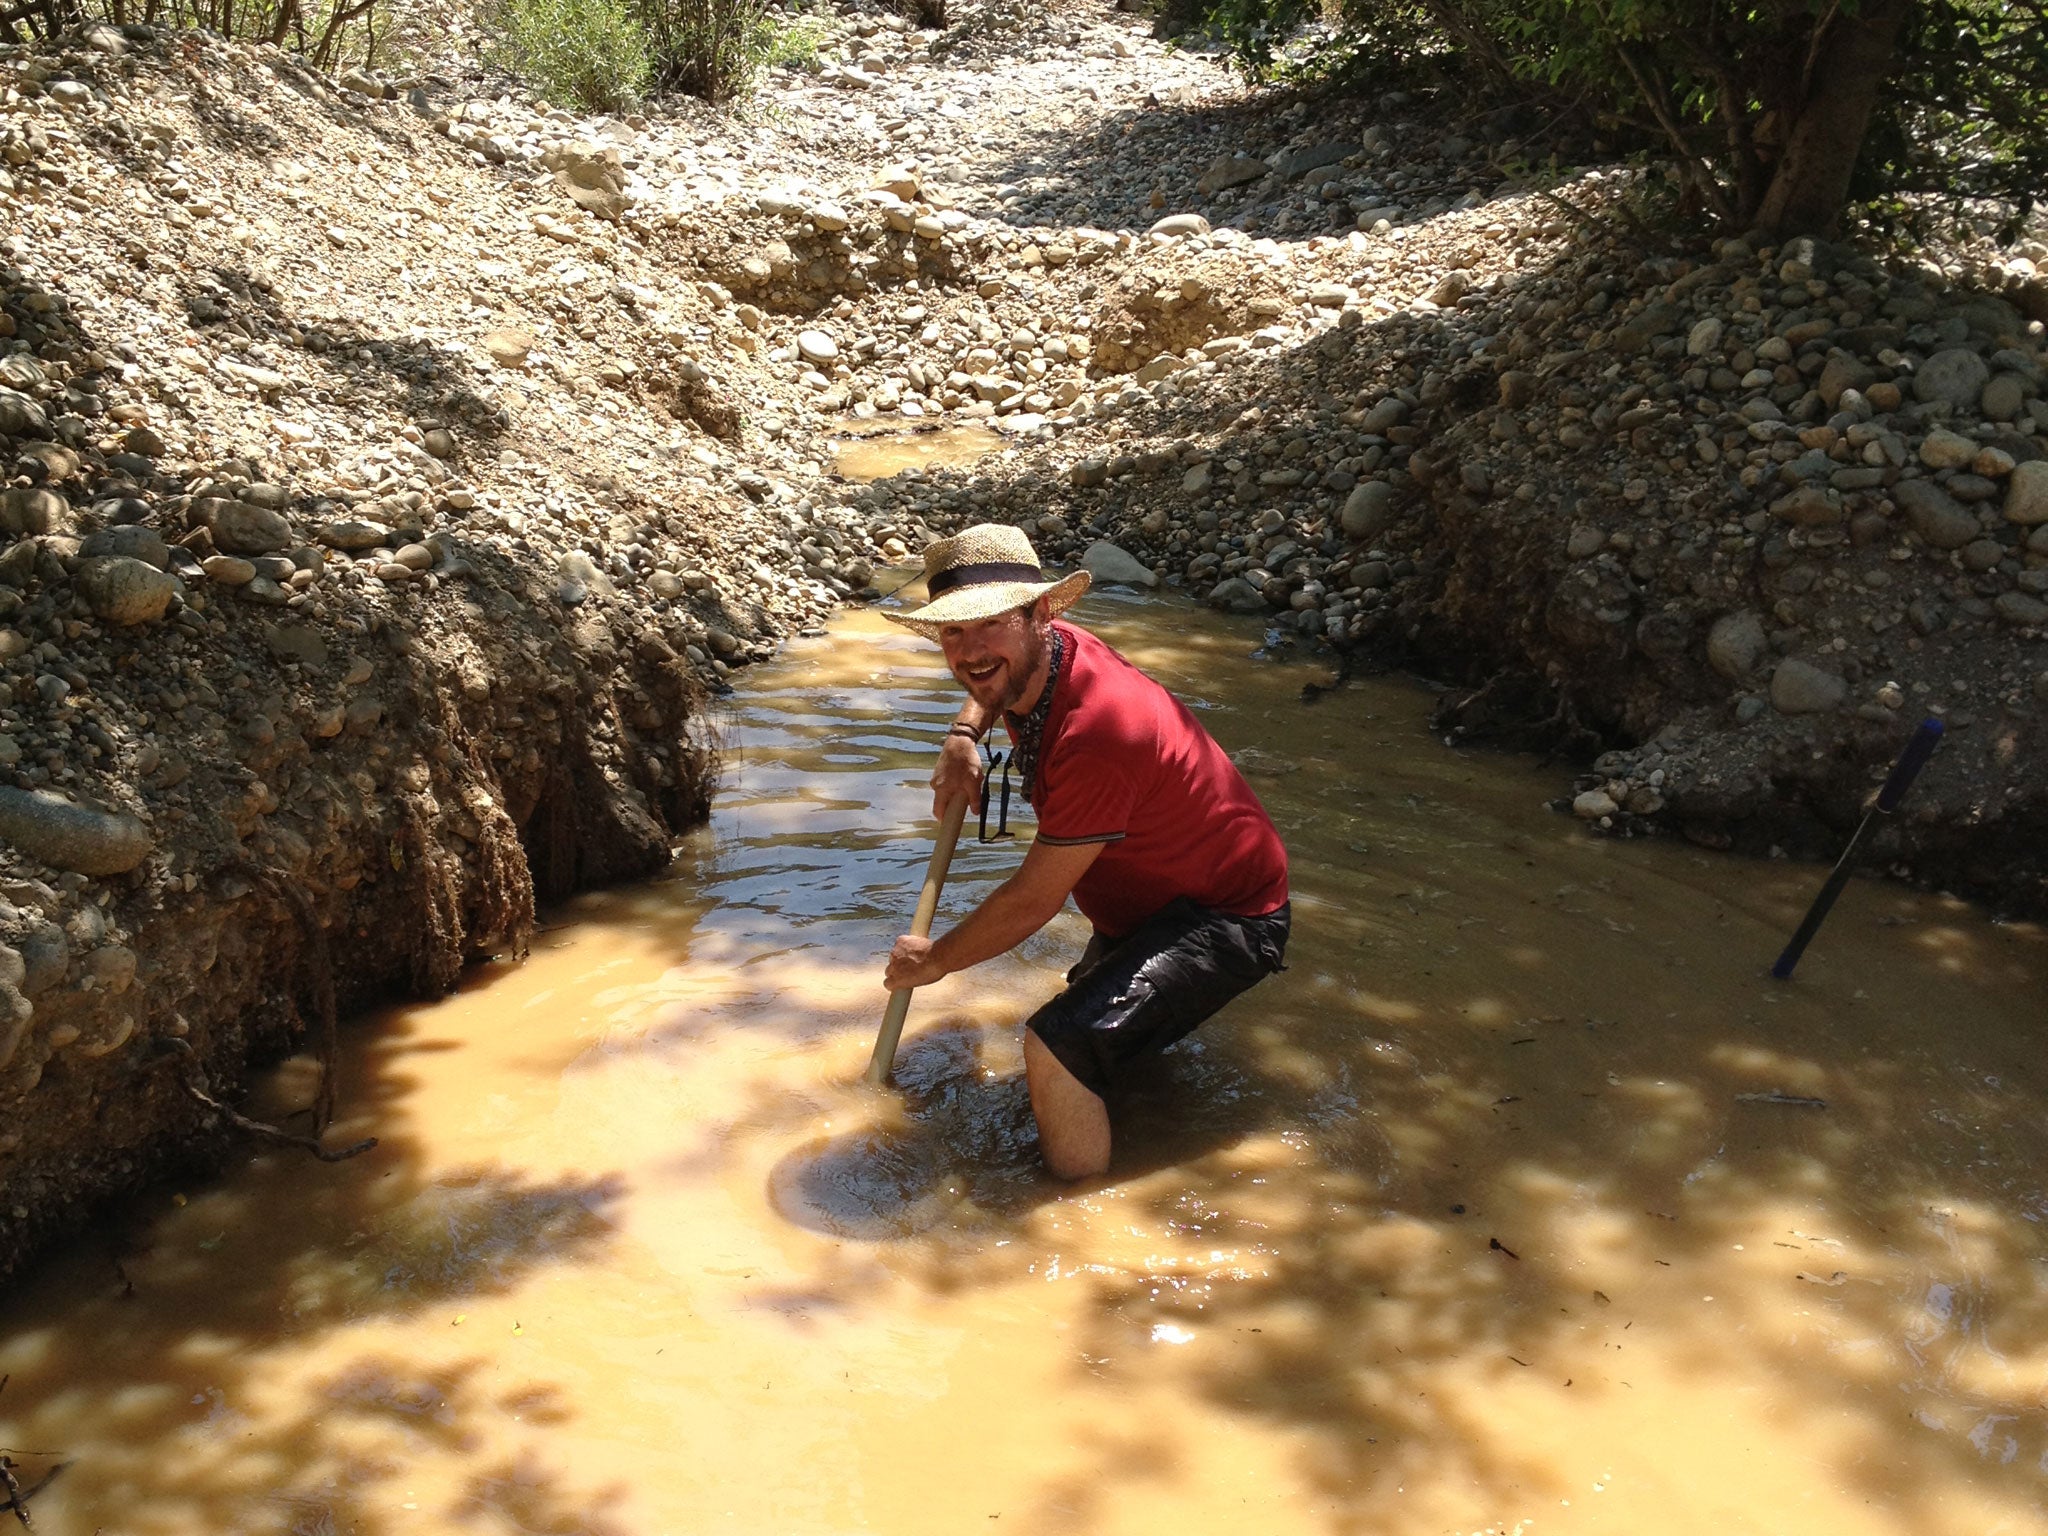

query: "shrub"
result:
(499, 0), (652, 113)
(637, 0), (771, 103)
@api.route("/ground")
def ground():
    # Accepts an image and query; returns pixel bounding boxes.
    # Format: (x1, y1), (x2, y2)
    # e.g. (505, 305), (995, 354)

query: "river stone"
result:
(1917, 429), (1976, 470)
(2005, 461), (2048, 525)
(203, 498), (292, 555)
(1771, 484), (1840, 525)
(1818, 355), (1875, 408)
(317, 518), (389, 550)
(0, 943), (26, 1072)
(0, 786), (153, 874)
(1207, 576), (1268, 613)
(1707, 611), (1766, 679)
(1572, 789), (1618, 820)
(1893, 479), (1979, 549)
(1770, 657), (1848, 715)
(77, 556), (176, 625)
(81, 525), (169, 568)
(1340, 480), (1393, 541)
(1980, 372), (2028, 422)
(1914, 347), (1991, 409)
(1995, 591), (2048, 626)
(1, 486), (65, 535)
(1148, 213), (1210, 238)
(0, 389), (46, 438)
(483, 327), (534, 368)
(1196, 153), (1268, 194)
(1081, 540), (1157, 588)
(1686, 317), (1724, 356)
(796, 330), (839, 365)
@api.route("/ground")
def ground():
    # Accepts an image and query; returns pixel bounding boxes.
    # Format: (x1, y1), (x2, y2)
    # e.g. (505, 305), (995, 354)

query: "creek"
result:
(1, 591), (2044, 1536)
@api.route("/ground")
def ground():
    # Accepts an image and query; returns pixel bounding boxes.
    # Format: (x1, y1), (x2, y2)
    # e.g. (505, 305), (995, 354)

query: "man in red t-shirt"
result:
(882, 524), (1290, 1178)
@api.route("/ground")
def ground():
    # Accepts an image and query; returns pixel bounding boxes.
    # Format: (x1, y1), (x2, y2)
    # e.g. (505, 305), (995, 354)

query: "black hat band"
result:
(925, 560), (1046, 597)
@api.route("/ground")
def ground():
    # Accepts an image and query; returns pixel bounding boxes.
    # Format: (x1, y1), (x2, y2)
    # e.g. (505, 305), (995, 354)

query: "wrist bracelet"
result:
(947, 723), (983, 742)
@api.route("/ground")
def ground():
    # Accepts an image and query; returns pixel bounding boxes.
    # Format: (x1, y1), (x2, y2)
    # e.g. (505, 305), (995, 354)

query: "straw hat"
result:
(884, 523), (1091, 640)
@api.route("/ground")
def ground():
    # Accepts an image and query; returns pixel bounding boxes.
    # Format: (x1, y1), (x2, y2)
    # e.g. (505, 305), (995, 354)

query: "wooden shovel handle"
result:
(866, 794), (969, 1084)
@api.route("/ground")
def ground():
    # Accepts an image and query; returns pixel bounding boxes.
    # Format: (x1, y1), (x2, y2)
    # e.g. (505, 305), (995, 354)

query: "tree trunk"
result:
(1752, 0), (1910, 236)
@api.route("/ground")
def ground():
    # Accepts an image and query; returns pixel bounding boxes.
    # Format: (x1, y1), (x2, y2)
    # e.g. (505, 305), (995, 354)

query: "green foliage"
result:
(80, 0), (391, 71)
(498, 0), (652, 113)
(1197, 0), (2048, 237)
(636, 0), (773, 102)
(755, 10), (826, 69)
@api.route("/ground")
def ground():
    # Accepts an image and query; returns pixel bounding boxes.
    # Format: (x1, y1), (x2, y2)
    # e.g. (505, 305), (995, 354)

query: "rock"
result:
(81, 525), (169, 568)
(1196, 153), (1268, 194)
(556, 550), (611, 605)
(1206, 576), (1268, 613)
(1148, 213), (1210, 238)
(0, 389), (48, 438)
(1572, 789), (1618, 820)
(1771, 484), (1840, 526)
(1919, 429), (1977, 469)
(1340, 481), (1393, 541)
(202, 498), (292, 555)
(317, 518), (390, 550)
(2005, 460), (2048, 525)
(1, 486), (66, 535)
(1358, 397), (1407, 434)
(797, 330), (839, 365)
(1082, 541), (1157, 588)
(203, 554), (256, 584)
(482, 328), (534, 368)
(1770, 657), (1848, 715)
(0, 787), (153, 875)
(1428, 271), (1469, 308)
(1994, 591), (2048, 626)
(1278, 143), (1357, 179)
(1893, 479), (1979, 548)
(554, 141), (626, 220)
(1686, 317), (1725, 356)
(1497, 370), (1537, 409)
(77, 557), (176, 625)
(1981, 372), (2028, 422)
(1913, 347), (1991, 409)
(1070, 457), (1109, 488)
(1707, 611), (1767, 680)
(1566, 525), (1605, 559)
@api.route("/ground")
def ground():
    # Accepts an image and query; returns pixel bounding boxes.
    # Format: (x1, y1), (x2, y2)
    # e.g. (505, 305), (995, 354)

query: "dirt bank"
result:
(0, 2), (2043, 1284)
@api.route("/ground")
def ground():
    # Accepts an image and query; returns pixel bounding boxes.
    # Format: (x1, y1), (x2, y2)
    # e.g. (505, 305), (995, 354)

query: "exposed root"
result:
(159, 1039), (377, 1164)
(230, 862), (343, 1130)
(399, 793), (468, 996)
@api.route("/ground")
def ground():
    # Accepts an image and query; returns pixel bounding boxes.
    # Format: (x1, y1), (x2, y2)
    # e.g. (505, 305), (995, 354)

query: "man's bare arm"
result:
(885, 837), (1104, 991)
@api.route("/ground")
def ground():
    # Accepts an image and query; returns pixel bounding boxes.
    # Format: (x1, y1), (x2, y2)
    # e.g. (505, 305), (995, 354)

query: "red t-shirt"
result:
(1007, 621), (1289, 937)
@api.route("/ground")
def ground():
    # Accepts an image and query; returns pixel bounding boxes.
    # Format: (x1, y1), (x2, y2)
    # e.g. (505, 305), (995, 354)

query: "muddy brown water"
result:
(3, 591), (2045, 1536)
(830, 423), (1008, 482)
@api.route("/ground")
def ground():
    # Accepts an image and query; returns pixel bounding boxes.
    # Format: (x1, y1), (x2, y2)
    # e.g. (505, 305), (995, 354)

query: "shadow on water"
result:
(0, 997), (631, 1536)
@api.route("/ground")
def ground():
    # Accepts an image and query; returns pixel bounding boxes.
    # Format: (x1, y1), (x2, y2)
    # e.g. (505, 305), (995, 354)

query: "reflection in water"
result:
(2, 593), (2046, 1536)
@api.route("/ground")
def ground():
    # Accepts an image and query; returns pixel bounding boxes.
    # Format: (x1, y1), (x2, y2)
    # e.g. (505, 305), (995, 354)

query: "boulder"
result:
(1082, 541), (1157, 589)
(77, 556), (177, 625)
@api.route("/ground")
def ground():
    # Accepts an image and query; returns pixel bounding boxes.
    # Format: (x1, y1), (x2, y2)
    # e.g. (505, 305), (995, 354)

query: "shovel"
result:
(866, 794), (969, 1084)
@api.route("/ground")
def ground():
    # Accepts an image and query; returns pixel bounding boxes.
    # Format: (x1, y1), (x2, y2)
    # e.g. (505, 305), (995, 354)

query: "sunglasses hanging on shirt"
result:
(977, 741), (1014, 843)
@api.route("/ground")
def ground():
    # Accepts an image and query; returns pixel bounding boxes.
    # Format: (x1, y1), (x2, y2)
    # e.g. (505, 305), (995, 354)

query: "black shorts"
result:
(1026, 897), (1290, 1099)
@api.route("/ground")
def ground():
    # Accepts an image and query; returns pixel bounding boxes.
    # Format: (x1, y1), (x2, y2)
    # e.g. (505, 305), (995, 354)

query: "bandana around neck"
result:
(1004, 623), (1065, 801)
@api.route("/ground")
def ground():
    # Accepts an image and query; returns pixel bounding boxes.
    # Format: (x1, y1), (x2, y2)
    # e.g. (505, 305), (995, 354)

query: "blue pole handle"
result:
(1875, 718), (1943, 814)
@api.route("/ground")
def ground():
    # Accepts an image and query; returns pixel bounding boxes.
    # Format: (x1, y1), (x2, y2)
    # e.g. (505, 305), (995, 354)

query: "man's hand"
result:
(931, 730), (985, 820)
(884, 934), (946, 993)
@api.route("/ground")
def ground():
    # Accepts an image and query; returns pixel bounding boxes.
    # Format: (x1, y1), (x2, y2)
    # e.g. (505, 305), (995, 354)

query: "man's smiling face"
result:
(939, 599), (1051, 716)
